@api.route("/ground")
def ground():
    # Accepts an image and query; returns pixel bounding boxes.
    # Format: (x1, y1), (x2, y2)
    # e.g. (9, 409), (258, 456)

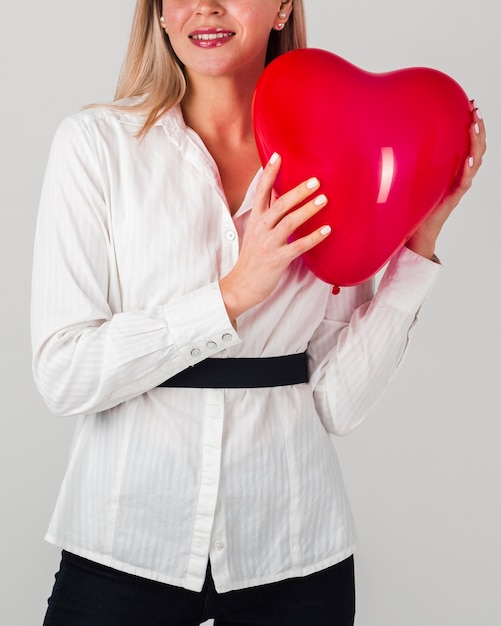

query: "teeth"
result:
(191, 32), (232, 40)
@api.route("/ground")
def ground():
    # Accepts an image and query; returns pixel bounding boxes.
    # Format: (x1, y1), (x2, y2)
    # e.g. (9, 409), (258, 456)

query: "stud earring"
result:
(160, 16), (165, 23)
(275, 23), (285, 30)
(278, 11), (287, 19)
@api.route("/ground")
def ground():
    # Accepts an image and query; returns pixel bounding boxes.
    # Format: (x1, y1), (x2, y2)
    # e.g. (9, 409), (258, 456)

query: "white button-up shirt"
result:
(31, 103), (441, 592)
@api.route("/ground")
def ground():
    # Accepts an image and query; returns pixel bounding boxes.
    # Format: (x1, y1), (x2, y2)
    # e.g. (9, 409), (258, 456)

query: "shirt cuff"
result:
(163, 281), (241, 365)
(375, 246), (442, 312)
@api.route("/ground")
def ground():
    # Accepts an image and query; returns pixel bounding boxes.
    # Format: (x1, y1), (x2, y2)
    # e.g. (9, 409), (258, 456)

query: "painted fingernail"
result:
(476, 108), (483, 120)
(474, 122), (480, 135)
(314, 194), (327, 206)
(468, 156), (474, 168)
(320, 225), (331, 236)
(306, 177), (320, 189)
(269, 152), (279, 165)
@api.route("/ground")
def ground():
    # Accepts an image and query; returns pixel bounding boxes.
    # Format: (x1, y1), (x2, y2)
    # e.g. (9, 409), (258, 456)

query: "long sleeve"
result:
(31, 116), (239, 417)
(308, 246), (442, 436)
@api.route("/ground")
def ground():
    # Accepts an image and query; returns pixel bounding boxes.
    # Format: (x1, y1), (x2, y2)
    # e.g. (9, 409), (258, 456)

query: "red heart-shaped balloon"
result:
(252, 49), (471, 286)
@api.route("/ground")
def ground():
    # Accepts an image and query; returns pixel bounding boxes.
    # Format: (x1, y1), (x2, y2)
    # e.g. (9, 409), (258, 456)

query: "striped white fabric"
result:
(31, 103), (441, 593)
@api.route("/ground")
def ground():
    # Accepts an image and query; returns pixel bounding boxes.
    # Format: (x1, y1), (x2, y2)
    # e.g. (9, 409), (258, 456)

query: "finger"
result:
(455, 156), (475, 195)
(473, 109), (487, 156)
(253, 152), (282, 215)
(267, 176), (322, 227)
(473, 105), (484, 128)
(470, 100), (484, 123)
(274, 193), (329, 240)
(468, 121), (486, 175)
(469, 100), (486, 153)
(284, 224), (332, 263)
(448, 145), (483, 207)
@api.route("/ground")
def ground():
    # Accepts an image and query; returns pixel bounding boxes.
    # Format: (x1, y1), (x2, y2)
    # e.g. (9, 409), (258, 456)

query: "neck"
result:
(179, 68), (264, 215)
(181, 69), (262, 144)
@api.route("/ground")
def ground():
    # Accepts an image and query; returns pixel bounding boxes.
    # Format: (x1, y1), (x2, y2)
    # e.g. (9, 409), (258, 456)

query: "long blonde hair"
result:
(111, 0), (307, 137)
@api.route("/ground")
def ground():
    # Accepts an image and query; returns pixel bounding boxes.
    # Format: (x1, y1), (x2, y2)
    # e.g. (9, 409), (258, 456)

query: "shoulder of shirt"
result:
(56, 97), (182, 135)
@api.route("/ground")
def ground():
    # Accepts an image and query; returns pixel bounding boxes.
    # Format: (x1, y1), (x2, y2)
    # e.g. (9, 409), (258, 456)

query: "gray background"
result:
(1, 1), (499, 624)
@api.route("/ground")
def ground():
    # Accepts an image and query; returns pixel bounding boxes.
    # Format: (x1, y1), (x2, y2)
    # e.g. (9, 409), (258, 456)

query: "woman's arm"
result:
(308, 247), (441, 436)
(31, 117), (239, 417)
(309, 107), (486, 435)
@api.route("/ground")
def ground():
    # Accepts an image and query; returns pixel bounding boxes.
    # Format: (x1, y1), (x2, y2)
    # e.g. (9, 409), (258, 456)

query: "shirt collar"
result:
(115, 99), (262, 216)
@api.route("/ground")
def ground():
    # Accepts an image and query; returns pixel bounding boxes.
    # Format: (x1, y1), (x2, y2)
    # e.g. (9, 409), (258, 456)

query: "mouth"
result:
(189, 29), (236, 47)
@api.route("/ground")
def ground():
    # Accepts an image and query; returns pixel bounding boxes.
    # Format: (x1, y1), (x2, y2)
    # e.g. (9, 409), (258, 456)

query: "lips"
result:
(189, 29), (235, 47)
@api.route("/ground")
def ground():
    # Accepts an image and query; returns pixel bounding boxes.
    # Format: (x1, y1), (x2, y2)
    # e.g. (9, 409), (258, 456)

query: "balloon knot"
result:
(332, 285), (341, 295)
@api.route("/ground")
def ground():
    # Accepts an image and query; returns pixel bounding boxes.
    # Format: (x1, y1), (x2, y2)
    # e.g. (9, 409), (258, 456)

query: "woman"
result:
(32, 1), (486, 624)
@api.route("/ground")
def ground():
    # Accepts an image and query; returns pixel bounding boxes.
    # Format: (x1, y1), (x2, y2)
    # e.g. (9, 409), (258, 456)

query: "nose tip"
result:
(195, 1), (224, 15)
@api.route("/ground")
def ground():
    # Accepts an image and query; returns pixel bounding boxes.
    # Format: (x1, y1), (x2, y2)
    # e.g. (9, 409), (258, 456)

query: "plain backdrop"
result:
(1, 1), (499, 625)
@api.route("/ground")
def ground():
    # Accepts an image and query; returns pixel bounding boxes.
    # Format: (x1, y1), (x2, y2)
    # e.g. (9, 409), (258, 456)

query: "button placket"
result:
(221, 214), (239, 273)
(184, 389), (225, 587)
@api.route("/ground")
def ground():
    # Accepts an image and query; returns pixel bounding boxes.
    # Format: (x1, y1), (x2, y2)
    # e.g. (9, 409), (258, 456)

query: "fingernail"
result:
(269, 152), (279, 165)
(314, 194), (327, 206)
(476, 108), (483, 120)
(468, 156), (474, 168)
(306, 177), (320, 190)
(320, 225), (331, 236)
(474, 122), (480, 135)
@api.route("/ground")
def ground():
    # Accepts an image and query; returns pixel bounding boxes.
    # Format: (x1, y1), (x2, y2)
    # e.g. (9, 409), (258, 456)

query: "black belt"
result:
(157, 353), (308, 388)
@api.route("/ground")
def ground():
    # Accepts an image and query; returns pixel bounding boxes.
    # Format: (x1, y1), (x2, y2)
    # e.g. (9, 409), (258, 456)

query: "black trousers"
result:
(43, 551), (355, 626)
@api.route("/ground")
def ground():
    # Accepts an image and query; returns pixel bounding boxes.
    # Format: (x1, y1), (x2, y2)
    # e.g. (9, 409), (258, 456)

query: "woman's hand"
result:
(406, 102), (486, 259)
(219, 153), (331, 323)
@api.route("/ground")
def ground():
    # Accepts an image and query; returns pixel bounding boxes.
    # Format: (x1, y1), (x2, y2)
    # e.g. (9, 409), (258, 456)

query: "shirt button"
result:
(222, 333), (233, 342)
(207, 341), (217, 349)
(212, 540), (225, 551)
(225, 230), (236, 241)
(191, 348), (201, 357)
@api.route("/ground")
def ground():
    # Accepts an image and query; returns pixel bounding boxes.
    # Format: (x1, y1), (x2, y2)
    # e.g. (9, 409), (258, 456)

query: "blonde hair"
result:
(110, 0), (307, 137)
